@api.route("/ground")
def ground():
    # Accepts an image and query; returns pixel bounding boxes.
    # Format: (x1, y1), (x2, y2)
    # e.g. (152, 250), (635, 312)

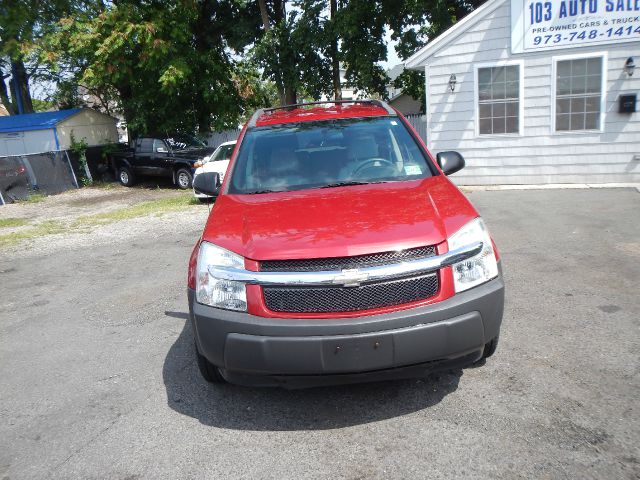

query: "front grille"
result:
(260, 246), (436, 272)
(263, 274), (439, 313)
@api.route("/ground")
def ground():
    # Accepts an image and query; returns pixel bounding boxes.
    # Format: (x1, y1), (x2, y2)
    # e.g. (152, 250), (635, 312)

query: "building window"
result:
(477, 65), (520, 135)
(554, 56), (603, 132)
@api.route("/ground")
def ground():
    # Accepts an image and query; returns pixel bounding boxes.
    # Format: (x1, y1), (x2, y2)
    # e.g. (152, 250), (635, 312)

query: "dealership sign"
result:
(511, 0), (640, 53)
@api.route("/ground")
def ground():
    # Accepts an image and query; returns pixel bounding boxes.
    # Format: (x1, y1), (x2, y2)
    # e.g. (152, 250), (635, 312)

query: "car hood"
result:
(200, 159), (231, 176)
(202, 176), (478, 261)
(173, 147), (215, 160)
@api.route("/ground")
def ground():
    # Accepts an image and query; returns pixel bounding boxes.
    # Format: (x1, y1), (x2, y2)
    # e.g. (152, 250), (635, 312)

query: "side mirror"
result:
(436, 151), (465, 176)
(193, 171), (221, 196)
(156, 147), (168, 153)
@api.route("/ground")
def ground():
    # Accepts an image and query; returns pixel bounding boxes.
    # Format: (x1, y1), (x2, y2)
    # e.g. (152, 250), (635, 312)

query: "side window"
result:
(554, 56), (603, 132)
(139, 138), (153, 153)
(222, 145), (234, 160)
(152, 139), (167, 153)
(477, 64), (521, 135)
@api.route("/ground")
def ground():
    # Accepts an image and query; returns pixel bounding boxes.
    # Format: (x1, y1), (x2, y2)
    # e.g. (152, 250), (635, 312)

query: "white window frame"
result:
(474, 59), (525, 138)
(551, 51), (607, 134)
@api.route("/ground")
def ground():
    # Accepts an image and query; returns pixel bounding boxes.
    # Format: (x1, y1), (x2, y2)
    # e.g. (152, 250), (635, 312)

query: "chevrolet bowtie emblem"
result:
(332, 268), (369, 287)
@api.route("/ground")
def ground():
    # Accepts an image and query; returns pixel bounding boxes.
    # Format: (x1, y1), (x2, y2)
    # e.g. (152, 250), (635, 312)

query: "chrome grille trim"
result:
(208, 241), (482, 287)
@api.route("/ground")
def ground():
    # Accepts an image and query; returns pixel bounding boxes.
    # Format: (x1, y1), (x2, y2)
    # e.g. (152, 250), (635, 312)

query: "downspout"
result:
(53, 127), (60, 151)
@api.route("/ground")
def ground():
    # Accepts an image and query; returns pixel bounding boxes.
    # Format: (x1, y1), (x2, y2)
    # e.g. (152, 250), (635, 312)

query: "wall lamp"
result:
(448, 73), (457, 92)
(624, 57), (635, 77)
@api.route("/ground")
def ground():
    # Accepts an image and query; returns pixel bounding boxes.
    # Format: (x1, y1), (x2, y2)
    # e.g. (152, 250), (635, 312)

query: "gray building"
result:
(406, 0), (640, 185)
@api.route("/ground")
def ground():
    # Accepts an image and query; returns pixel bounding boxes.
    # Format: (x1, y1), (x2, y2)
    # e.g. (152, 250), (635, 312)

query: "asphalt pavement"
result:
(1, 188), (638, 479)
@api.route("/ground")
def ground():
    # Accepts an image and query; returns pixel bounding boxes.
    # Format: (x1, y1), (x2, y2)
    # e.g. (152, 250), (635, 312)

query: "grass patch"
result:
(18, 193), (47, 204)
(75, 194), (195, 226)
(0, 217), (29, 228)
(90, 181), (120, 190)
(0, 220), (66, 248)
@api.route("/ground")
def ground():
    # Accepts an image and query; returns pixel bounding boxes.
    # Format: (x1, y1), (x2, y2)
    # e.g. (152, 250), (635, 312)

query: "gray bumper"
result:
(189, 274), (504, 385)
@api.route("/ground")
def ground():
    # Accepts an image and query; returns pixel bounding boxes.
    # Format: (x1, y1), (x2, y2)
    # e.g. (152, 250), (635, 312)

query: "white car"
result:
(193, 140), (236, 201)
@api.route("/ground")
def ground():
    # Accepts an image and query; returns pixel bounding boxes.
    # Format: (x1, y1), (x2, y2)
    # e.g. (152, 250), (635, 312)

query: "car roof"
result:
(219, 140), (237, 146)
(250, 100), (397, 128)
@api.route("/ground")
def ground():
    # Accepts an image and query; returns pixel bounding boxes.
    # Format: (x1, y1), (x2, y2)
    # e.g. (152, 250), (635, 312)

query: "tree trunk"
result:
(257, 0), (270, 31)
(284, 86), (296, 105)
(330, 0), (342, 101)
(11, 60), (34, 113)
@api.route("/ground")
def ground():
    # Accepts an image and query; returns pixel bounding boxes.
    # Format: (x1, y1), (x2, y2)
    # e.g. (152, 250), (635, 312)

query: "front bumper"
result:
(189, 275), (504, 387)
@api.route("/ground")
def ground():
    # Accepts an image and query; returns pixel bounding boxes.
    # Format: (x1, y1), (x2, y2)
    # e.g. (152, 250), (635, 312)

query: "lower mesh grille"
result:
(263, 274), (439, 313)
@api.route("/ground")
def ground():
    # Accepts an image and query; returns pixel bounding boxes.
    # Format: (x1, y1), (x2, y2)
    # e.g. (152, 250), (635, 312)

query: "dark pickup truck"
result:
(112, 136), (214, 189)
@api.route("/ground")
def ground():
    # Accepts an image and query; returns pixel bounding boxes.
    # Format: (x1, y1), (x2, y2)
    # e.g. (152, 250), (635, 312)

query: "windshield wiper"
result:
(244, 189), (279, 194)
(317, 180), (387, 189)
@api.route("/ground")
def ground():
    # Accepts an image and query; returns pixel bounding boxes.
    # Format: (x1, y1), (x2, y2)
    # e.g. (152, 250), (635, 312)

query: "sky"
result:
(381, 29), (402, 71)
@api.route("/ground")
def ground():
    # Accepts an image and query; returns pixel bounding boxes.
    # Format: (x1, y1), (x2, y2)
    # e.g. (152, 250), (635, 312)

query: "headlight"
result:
(448, 217), (498, 293)
(196, 242), (247, 311)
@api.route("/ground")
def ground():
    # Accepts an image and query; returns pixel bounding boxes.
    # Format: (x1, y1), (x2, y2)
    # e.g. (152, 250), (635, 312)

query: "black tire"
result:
(195, 341), (226, 383)
(176, 168), (193, 190)
(482, 335), (499, 360)
(117, 167), (135, 187)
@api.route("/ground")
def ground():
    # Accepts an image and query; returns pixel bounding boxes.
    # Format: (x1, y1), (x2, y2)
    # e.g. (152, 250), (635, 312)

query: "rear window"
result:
(228, 116), (434, 194)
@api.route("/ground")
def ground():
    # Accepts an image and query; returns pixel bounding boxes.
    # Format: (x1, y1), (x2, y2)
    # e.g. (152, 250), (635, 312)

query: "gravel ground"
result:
(0, 188), (638, 479)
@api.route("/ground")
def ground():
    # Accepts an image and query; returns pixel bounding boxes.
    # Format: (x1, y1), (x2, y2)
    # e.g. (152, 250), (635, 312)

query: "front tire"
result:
(117, 167), (135, 187)
(176, 169), (193, 190)
(195, 341), (226, 383)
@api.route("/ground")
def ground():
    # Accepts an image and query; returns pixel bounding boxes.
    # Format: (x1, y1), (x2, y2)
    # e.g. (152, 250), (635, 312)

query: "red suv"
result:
(188, 100), (504, 387)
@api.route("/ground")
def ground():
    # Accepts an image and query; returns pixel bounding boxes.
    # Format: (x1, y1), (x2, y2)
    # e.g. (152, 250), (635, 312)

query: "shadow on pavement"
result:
(163, 317), (463, 431)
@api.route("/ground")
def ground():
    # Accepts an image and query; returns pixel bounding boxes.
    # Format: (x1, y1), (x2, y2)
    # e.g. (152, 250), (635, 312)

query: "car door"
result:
(131, 138), (154, 174)
(151, 139), (173, 176)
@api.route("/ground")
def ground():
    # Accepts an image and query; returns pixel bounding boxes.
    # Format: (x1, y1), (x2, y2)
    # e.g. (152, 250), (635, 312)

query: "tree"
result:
(0, 0), (74, 114)
(38, 0), (265, 135)
(254, 0), (332, 105)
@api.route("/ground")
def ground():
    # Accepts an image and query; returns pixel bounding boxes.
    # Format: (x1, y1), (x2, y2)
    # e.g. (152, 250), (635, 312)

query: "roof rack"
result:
(246, 99), (395, 128)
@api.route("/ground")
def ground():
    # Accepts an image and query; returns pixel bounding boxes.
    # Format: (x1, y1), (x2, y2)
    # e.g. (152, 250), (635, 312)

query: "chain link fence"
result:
(0, 151), (78, 205)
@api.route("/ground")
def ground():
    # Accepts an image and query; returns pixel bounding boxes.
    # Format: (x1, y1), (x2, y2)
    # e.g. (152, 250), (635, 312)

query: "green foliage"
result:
(69, 132), (91, 186)
(10, 0), (485, 133)
(31, 98), (55, 111)
(36, 0), (266, 134)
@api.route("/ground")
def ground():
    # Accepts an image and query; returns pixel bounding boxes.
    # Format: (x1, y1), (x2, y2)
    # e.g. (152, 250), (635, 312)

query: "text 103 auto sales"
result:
(529, 0), (640, 25)
(524, 0), (640, 49)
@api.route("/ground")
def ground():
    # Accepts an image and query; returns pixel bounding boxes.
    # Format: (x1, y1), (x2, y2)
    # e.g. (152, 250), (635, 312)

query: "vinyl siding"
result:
(0, 130), (57, 156)
(423, 0), (640, 184)
(56, 109), (118, 149)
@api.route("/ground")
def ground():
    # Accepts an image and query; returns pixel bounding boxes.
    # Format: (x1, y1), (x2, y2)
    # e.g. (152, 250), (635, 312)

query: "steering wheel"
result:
(352, 158), (396, 176)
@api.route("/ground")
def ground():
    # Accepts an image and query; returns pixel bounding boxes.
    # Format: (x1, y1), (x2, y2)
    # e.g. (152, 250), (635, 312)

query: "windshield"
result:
(209, 143), (235, 162)
(228, 117), (434, 194)
(165, 135), (206, 150)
